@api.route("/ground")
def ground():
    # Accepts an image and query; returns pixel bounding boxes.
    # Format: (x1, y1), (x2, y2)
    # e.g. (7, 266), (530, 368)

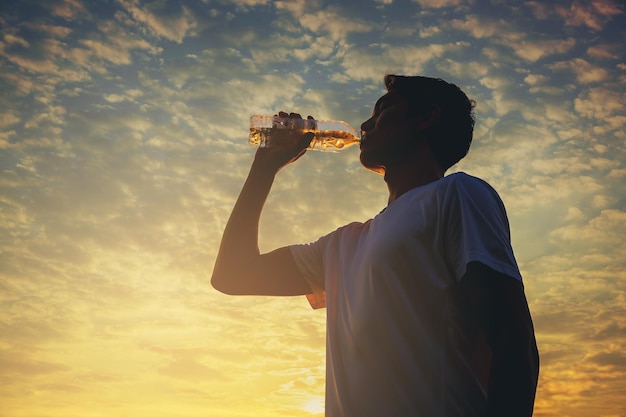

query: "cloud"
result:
(557, 0), (624, 30)
(3, 34), (30, 48)
(558, 2), (605, 30)
(525, 1), (552, 20)
(275, 0), (323, 18)
(550, 58), (610, 83)
(0, 17), (161, 82)
(574, 87), (625, 120)
(587, 43), (620, 59)
(413, 0), (471, 8)
(587, 320), (626, 343)
(228, 0), (271, 6)
(233, 32), (338, 69)
(418, 25), (441, 37)
(591, 0), (625, 16)
(297, 8), (372, 41)
(104, 93), (129, 103)
(509, 38), (576, 62)
(0, 112), (20, 128)
(158, 355), (224, 380)
(587, 351), (626, 369)
(0, 355), (70, 377)
(80, 39), (135, 65)
(450, 15), (504, 39)
(25, 23), (73, 38)
(0, 46), (60, 74)
(436, 59), (490, 79)
(529, 0), (623, 31)
(118, 0), (198, 43)
(530, 156), (618, 176)
(550, 209), (626, 248)
(452, 17), (578, 63)
(50, 0), (90, 21)
(523, 74), (569, 96)
(450, 14), (576, 62)
(23, 105), (67, 129)
(101, 90), (145, 106)
(340, 42), (468, 83)
(0, 0), (624, 416)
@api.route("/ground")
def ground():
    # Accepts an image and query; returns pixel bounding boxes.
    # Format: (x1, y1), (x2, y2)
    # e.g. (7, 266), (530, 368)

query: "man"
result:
(212, 75), (539, 416)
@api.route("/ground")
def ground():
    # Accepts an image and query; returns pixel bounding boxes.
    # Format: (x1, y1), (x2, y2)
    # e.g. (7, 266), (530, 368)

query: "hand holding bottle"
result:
(249, 113), (361, 153)
(251, 111), (314, 174)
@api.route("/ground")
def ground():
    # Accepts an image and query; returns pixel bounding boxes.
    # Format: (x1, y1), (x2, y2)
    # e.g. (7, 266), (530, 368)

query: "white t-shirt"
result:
(290, 172), (522, 417)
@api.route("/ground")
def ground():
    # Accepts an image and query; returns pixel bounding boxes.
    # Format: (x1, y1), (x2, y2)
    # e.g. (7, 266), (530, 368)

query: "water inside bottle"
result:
(249, 127), (360, 151)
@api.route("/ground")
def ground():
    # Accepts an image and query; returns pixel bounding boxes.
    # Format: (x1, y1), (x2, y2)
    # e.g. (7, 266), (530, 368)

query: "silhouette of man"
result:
(212, 75), (539, 417)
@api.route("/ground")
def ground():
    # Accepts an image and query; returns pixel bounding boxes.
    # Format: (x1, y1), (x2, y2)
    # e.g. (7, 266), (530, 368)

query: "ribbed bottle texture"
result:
(249, 115), (361, 152)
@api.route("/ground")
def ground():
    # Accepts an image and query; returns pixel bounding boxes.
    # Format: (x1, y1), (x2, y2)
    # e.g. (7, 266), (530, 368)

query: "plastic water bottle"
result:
(249, 115), (361, 152)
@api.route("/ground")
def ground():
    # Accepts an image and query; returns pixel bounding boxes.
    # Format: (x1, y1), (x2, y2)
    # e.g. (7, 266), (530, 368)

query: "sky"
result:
(0, 0), (625, 416)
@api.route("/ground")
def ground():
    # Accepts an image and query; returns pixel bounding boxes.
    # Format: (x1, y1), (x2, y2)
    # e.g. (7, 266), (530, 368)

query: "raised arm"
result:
(460, 262), (540, 417)
(211, 114), (314, 296)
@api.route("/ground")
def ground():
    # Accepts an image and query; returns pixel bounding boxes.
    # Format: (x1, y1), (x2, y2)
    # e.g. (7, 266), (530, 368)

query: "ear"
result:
(413, 104), (441, 132)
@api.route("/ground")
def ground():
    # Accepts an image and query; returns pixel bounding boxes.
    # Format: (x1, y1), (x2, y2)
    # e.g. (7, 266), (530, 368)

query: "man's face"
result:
(359, 92), (417, 174)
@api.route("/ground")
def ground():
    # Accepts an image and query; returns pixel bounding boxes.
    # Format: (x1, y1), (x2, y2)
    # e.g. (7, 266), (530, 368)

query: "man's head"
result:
(383, 74), (476, 172)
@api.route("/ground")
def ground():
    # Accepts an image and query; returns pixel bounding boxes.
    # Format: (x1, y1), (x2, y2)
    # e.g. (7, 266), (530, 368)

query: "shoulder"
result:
(442, 172), (503, 206)
(333, 220), (368, 236)
(302, 220), (368, 248)
(444, 172), (497, 193)
(440, 172), (511, 231)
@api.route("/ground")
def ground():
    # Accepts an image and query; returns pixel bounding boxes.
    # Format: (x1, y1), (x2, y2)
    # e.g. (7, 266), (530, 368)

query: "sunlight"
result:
(2, 1), (625, 416)
(302, 397), (325, 414)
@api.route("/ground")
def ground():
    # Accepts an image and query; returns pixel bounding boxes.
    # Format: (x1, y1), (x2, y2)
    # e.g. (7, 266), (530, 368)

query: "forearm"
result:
(487, 334), (539, 417)
(211, 121), (313, 295)
(211, 161), (278, 289)
(460, 264), (540, 417)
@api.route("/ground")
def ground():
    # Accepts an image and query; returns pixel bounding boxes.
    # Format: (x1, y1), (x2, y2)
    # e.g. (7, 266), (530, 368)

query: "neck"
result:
(384, 156), (444, 204)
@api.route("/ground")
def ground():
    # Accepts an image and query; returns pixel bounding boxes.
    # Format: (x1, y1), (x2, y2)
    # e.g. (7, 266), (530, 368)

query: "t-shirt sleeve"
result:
(443, 175), (522, 283)
(290, 239), (327, 309)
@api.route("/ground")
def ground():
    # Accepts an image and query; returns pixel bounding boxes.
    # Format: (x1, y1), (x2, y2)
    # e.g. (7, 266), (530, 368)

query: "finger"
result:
(278, 111), (288, 117)
(307, 115), (314, 120)
(299, 132), (314, 148)
(287, 133), (312, 164)
(289, 112), (302, 119)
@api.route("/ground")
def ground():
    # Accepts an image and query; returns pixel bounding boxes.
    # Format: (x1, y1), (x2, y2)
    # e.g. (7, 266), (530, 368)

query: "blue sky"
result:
(1, 0), (625, 416)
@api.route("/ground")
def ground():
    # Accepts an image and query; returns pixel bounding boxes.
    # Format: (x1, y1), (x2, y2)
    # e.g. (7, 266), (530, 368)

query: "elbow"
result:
(210, 269), (238, 295)
(211, 255), (264, 296)
(211, 257), (239, 295)
(210, 278), (227, 294)
(211, 277), (236, 295)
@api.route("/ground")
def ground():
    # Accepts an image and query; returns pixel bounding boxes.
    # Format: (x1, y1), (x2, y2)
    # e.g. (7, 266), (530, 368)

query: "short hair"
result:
(384, 74), (476, 171)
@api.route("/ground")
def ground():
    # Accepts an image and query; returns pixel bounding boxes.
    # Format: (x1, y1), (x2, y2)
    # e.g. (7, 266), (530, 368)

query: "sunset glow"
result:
(1, 0), (625, 416)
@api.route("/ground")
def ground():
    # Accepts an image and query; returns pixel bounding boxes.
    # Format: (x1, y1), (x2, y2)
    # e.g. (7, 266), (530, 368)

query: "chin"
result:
(359, 152), (385, 175)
